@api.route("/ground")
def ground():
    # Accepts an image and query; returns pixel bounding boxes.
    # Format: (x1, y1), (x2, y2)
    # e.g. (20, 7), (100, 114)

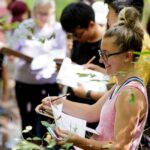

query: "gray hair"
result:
(33, 0), (55, 10)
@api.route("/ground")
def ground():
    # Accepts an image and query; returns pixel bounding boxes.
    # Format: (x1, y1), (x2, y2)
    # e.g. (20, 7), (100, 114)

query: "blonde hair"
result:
(33, 0), (55, 10)
(104, 7), (144, 61)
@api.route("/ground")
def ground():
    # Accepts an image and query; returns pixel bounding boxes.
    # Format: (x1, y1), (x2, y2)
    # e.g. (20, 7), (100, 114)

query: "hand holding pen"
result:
(42, 93), (70, 105)
(35, 93), (70, 118)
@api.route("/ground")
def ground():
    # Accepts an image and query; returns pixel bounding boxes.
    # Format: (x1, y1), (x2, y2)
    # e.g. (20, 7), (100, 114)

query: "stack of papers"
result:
(56, 57), (109, 92)
(51, 103), (87, 137)
(51, 103), (99, 136)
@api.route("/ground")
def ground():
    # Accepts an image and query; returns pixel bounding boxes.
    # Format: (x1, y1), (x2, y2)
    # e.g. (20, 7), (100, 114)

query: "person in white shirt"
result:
(10, 0), (67, 137)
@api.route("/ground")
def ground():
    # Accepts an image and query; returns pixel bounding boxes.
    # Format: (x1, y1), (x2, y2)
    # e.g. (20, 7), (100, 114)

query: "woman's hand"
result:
(55, 128), (79, 145)
(35, 96), (64, 115)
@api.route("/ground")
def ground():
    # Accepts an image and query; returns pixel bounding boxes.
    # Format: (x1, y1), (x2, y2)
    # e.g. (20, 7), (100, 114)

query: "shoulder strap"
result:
(110, 77), (144, 100)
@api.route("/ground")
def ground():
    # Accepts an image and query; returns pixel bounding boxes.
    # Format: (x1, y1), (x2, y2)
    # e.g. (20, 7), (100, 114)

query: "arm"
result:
(39, 88), (112, 123)
(55, 86), (147, 150)
(55, 128), (112, 150)
(62, 88), (113, 123)
(72, 85), (104, 101)
(113, 86), (147, 149)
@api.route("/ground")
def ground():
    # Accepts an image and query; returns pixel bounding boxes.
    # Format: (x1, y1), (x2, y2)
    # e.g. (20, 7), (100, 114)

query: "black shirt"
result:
(67, 40), (103, 128)
(0, 54), (4, 79)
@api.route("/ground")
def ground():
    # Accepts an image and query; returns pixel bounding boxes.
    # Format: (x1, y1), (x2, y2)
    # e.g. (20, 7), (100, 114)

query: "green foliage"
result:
(12, 140), (42, 150)
(133, 51), (150, 56)
(55, 0), (76, 21)
(77, 73), (96, 78)
(41, 121), (53, 128)
(62, 143), (73, 150)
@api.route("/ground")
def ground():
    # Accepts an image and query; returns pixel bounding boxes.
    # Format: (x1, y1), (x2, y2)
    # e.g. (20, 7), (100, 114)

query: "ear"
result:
(124, 51), (133, 62)
(88, 21), (95, 28)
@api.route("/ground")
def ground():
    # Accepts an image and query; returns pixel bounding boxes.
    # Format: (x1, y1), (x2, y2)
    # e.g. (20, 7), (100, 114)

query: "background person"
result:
(60, 2), (108, 128)
(10, 0), (67, 137)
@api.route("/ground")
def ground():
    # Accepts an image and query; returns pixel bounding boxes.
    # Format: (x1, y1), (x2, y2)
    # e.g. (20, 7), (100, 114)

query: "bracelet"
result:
(86, 90), (92, 99)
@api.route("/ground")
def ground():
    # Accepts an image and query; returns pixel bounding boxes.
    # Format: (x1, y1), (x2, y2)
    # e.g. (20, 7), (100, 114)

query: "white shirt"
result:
(10, 18), (67, 84)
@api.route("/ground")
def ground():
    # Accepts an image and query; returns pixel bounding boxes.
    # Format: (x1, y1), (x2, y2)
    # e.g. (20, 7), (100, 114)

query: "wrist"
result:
(86, 90), (92, 99)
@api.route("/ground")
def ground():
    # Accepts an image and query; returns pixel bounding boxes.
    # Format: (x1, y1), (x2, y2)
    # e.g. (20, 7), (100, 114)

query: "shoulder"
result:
(116, 85), (147, 116)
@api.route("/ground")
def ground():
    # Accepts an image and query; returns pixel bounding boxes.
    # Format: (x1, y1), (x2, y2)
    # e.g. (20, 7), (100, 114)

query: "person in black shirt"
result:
(60, 2), (107, 128)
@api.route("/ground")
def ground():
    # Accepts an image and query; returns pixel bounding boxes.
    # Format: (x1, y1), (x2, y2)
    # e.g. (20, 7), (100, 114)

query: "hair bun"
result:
(118, 7), (140, 29)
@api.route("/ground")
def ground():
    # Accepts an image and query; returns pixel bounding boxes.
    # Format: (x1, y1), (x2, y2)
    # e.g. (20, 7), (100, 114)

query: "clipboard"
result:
(0, 47), (33, 63)
(35, 107), (54, 119)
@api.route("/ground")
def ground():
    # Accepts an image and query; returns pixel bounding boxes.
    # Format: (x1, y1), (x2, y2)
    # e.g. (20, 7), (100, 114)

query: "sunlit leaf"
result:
(13, 140), (42, 150)
(26, 137), (32, 141)
(46, 140), (56, 148)
(32, 137), (41, 141)
(10, 22), (19, 29)
(62, 143), (73, 150)
(0, 17), (8, 24)
(133, 51), (150, 56)
(77, 73), (89, 77)
(22, 129), (29, 133)
(44, 134), (52, 143)
(41, 121), (52, 128)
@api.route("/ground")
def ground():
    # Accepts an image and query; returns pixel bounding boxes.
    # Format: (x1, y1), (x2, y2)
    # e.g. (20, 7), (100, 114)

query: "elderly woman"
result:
(37, 7), (148, 149)
(10, 0), (67, 136)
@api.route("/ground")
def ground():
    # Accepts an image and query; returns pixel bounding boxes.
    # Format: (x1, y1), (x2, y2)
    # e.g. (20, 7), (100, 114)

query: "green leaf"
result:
(129, 93), (135, 104)
(133, 51), (150, 56)
(13, 140), (42, 150)
(41, 121), (52, 128)
(38, 38), (45, 43)
(25, 126), (32, 131)
(62, 143), (73, 150)
(26, 27), (34, 33)
(26, 137), (32, 141)
(89, 73), (96, 78)
(46, 140), (56, 148)
(77, 73), (89, 77)
(0, 17), (8, 24)
(10, 22), (19, 29)
(32, 137), (41, 141)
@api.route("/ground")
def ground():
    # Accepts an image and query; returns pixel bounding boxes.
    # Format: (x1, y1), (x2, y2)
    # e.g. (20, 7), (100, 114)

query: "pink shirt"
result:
(93, 79), (148, 150)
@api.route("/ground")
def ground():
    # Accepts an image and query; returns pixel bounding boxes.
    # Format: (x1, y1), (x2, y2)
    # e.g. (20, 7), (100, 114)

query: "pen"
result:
(86, 56), (96, 64)
(52, 93), (70, 102)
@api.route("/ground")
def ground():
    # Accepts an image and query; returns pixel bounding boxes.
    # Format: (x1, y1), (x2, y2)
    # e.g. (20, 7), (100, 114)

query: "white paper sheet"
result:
(56, 57), (109, 92)
(51, 103), (86, 137)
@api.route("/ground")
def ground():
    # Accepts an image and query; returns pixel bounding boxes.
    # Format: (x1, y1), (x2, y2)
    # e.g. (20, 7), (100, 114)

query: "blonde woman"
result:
(37, 7), (148, 149)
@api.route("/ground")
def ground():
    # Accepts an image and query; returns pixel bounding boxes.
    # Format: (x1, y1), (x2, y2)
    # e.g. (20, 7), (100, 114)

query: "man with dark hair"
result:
(60, 2), (107, 128)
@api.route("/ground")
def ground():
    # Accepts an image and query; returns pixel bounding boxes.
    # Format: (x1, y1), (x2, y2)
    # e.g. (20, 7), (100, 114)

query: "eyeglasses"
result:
(37, 12), (50, 17)
(98, 49), (125, 63)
